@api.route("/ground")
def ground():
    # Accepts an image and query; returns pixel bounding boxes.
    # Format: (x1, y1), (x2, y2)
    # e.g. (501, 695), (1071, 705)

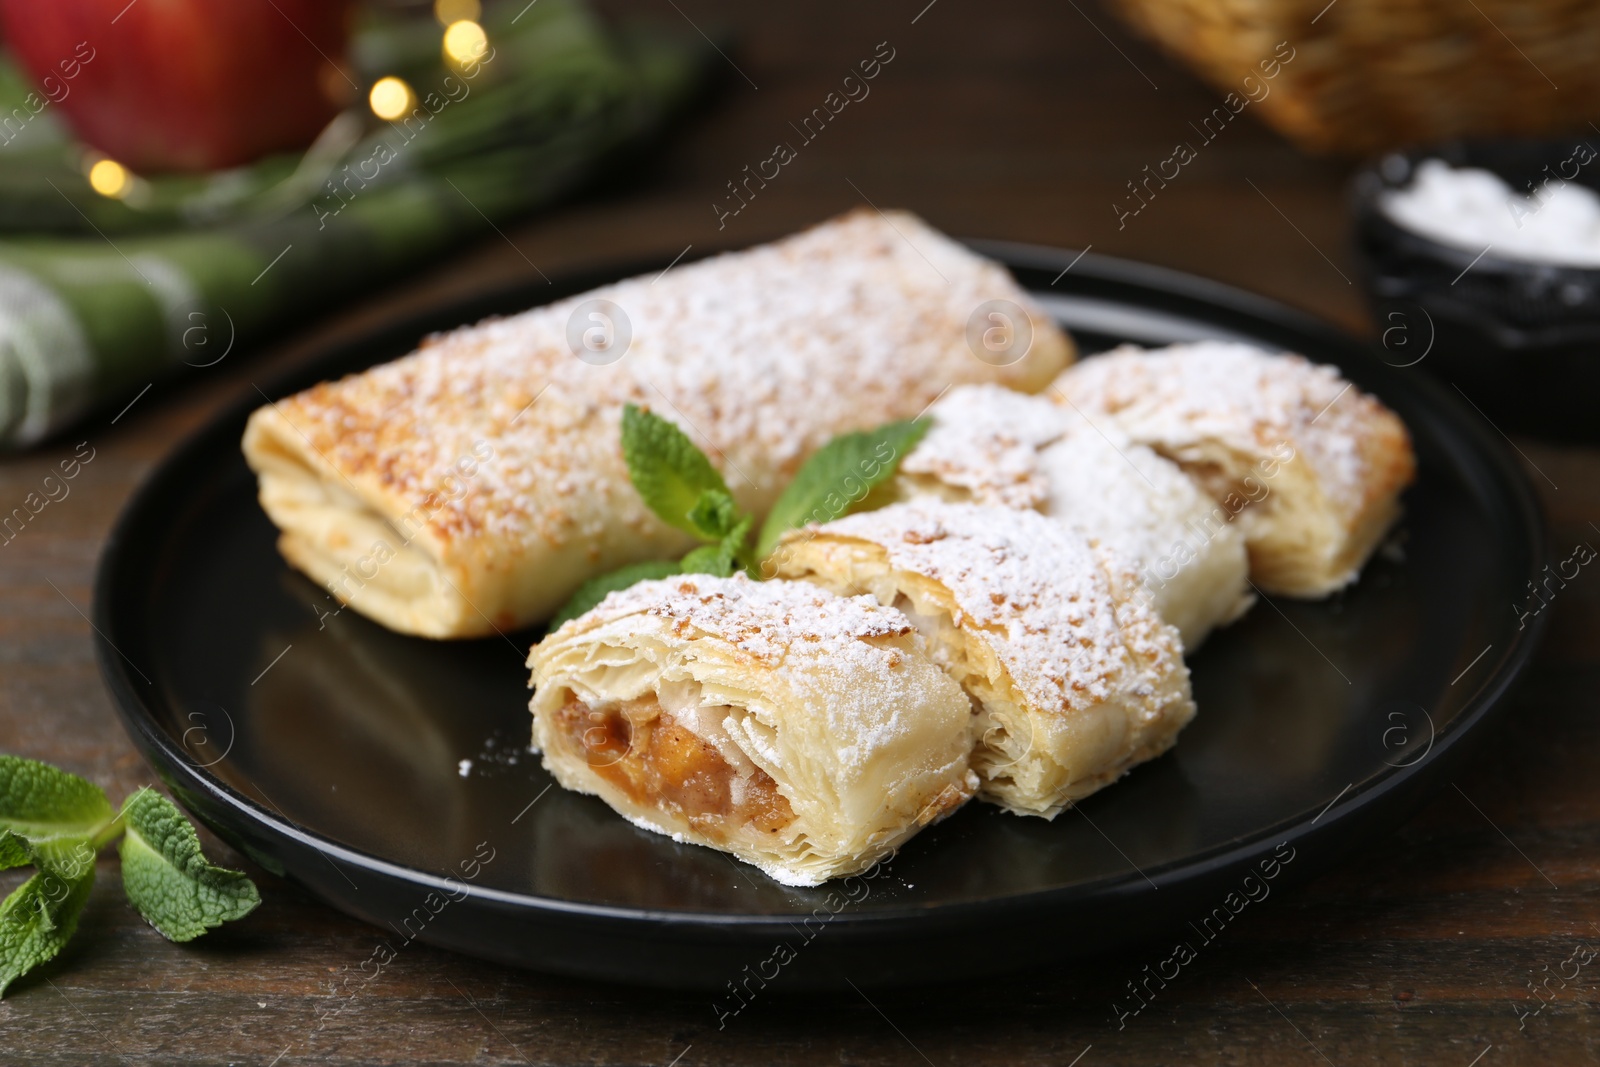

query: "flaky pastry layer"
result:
(895, 383), (1252, 648)
(527, 575), (977, 885)
(244, 210), (1073, 637)
(1052, 343), (1415, 597)
(775, 501), (1195, 818)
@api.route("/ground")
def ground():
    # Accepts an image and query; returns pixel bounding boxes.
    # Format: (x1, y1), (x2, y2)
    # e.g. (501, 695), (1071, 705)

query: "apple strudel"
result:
(244, 210), (1073, 637)
(773, 501), (1195, 818)
(527, 573), (978, 885)
(893, 384), (1252, 647)
(1052, 342), (1415, 597)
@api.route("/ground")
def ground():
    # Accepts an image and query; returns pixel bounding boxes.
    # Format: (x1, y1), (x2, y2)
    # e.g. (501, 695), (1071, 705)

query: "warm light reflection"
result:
(368, 76), (415, 121)
(442, 20), (488, 66)
(87, 158), (129, 199)
(434, 0), (480, 25)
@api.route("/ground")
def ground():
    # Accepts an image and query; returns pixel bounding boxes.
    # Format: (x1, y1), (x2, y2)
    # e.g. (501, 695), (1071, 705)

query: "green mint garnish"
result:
(679, 513), (753, 579)
(548, 410), (927, 626)
(0, 754), (115, 876)
(118, 790), (260, 942)
(0, 831), (31, 872)
(621, 403), (734, 539)
(686, 487), (742, 543)
(0, 755), (259, 996)
(0, 863), (95, 997)
(755, 418), (928, 559)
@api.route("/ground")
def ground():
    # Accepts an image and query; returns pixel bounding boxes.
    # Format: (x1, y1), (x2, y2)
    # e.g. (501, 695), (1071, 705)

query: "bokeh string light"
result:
(442, 19), (489, 67)
(86, 157), (129, 199)
(368, 76), (416, 121)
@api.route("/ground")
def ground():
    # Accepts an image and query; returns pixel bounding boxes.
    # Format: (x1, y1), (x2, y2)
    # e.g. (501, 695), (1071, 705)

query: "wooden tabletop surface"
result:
(3, 1), (1597, 1063)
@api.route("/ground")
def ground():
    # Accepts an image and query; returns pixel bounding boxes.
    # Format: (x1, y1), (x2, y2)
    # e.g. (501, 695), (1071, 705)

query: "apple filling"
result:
(554, 692), (793, 841)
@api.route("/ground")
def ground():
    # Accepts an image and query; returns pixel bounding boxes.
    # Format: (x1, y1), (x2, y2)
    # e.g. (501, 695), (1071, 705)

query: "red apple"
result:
(0, 0), (354, 173)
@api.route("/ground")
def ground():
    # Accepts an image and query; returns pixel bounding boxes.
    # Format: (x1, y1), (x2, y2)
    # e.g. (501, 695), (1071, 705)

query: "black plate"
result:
(93, 243), (1549, 990)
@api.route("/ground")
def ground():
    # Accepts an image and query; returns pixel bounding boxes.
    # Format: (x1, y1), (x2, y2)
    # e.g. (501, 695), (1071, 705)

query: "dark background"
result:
(1, 1), (1595, 1062)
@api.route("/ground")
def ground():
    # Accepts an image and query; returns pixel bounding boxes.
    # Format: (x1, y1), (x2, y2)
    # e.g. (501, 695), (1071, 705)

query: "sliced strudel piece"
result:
(527, 574), (977, 886)
(1052, 342), (1415, 597)
(893, 384), (1252, 647)
(244, 210), (1073, 638)
(774, 501), (1194, 819)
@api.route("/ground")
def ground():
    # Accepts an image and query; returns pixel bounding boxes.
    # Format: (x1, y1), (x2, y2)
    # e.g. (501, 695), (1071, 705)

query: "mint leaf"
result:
(31, 837), (97, 885)
(0, 831), (29, 871)
(547, 559), (682, 630)
(0, 755), (114, 875)
(0, 862), (94, 997)
(678, 544), (731, 576)
(118, 789), (258, 943)
(687, 488), (741, 542)
(679, 515), (753, 579)
(621, 404), (734, 537)
(756, 419), (930, 559)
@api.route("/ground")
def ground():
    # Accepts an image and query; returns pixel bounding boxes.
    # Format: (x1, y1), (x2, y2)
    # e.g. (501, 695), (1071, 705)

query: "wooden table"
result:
(3, 1), (1595, 1062)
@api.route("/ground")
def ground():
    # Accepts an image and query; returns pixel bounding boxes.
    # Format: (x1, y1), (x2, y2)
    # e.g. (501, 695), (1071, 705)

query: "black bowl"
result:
(1352, 137), (1600, 442)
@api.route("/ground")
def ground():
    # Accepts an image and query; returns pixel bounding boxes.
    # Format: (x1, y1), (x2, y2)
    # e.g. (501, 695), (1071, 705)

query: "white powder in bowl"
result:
(1380, 158), (1600, 268)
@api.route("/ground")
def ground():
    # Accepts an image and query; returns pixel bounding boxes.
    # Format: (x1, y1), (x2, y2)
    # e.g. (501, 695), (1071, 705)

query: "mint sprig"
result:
(0, 832), (29, 871)
(547, 406), (926, 627)
(621, 403), (735, 540)
(0, 864), (95, 997)
(0, 755), (260, 997)
(0, 754), (116, 876)
(680, 513), (753, 577)
(686, 487), (743, 543)
(119, 790), (260, 942)
(755, 419), (929, 559)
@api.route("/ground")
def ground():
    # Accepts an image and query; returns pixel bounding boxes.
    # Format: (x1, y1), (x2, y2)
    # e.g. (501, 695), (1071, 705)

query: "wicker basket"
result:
(1109, 0), (1600, 157)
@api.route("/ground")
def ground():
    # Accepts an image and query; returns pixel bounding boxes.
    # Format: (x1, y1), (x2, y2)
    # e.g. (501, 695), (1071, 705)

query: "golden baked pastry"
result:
(893, 383), (1252, 648)
(243, 210), (1074, 637)
(774, 501), (1195, 819)
(527, 574), (978, 885)
(1053, 342), (1415, 597)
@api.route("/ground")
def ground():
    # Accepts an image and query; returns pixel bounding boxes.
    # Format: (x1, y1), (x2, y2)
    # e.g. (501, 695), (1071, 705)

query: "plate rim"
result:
(92, 240), (1552, 933)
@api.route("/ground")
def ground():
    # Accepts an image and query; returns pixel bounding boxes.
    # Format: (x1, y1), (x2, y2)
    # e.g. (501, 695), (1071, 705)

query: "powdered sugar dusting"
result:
(902, 383), (1176, 531)
(894, 385), (1252, 646)
(259, 210), (1063, 554)
(1038, 418), (1203, 563)
(1054, 342), (1404, 518)
(579, 572), (916, 667)
(817, 501), (1132, 716)
(899, 384), (1071, 508)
